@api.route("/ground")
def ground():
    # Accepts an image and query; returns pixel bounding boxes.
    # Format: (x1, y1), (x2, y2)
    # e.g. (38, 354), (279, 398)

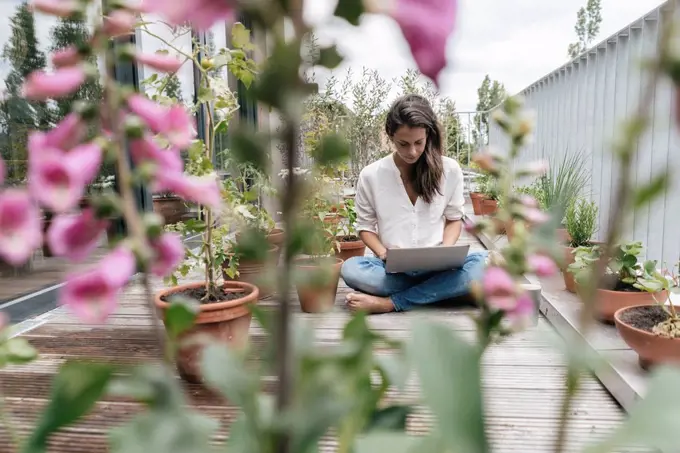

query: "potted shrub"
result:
(568, 241), (667, 322)
(614, 264), (680, 369)
(480, 181), (499, 216)
(332, 198), (366, 261)
(470, 169), (489, 215)
(562, 198), (599, 293)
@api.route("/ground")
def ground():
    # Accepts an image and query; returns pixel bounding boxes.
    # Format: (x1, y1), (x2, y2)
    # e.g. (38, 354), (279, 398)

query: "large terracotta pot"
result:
(334, 236), (366, 262)
(267, 228), (284, 262)
(222, 245), (279, 299)
(153, 196), (189, 225)
(293, 256), (343, 313)
(615, 304), (680, 370)
(585, 288), (668, 323)
(154, 281), (259, 383)
(480, 199), (498, 216)
(469, 192), (485, 215)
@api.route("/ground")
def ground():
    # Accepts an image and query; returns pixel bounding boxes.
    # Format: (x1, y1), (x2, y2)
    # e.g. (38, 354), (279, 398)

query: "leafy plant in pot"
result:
(470, 166), (489, 215)
(332, 198), (366, 261)
(562, 197), (599, 293)
(615, 263), (680, 369)
(568, 241), (667, 322)
(480, 179), (500, 216)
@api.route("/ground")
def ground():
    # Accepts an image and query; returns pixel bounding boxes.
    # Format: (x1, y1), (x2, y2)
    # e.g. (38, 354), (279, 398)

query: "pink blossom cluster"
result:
(0, 0), (224, 322)
(482, 267), (536, 330)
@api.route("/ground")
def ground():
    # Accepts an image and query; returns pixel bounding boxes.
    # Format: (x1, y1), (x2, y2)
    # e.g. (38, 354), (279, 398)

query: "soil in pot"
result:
(615, 304), (680, 370)
(294, 256), (343, 313)
(155, 281), (258, 384)
(588, 284), (667, 323)
(334, 235), (366, 261)
(223, 245), (279, 299)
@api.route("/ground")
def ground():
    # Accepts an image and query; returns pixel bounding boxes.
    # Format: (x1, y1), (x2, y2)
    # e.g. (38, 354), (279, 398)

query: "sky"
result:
(305, 0), (667, 112)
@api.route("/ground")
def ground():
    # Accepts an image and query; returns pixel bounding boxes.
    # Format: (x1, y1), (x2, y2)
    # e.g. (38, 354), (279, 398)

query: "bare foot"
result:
(345, 292), (395, 314)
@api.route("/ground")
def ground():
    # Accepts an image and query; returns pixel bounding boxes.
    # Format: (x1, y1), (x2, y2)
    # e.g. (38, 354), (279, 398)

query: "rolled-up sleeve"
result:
(444, 166), (466, 221)
(354, 172), (377, 234)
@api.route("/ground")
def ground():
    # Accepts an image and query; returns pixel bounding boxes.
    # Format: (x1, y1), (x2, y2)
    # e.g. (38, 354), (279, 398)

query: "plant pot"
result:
(42, 213), (54, 257)
(223, 245), (279, 299)
(294, 256), (343, 313)
(562, 246), (577, 293)
(154, 281), (259, 383)
(614, 304), (680, 370)
(556, 227), (571, 244)
(480, 199), (498, 216)
(153, 196), (189, 225)
(334, 236), (366, 261)
(266, 228), (285, 248)
(469, 192), (485, 216)
(323, 213), (341, 225)
(584, 288), (668, 323)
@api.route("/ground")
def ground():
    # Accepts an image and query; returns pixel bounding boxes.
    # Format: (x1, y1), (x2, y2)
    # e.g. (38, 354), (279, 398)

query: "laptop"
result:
(385, 245), (471, 274)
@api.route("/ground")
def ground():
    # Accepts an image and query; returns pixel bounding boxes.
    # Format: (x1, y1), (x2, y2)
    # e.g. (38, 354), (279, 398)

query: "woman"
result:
(340, 94), (488, 314)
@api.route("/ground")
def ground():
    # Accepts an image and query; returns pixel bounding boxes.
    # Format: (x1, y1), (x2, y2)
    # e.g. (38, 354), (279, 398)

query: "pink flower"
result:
(29, 142), (102, 213)
(127, 95), (195, 148)
(51, 46), (82, 68)
(527, 254), (558, 277)
(142, 0), (236, 30)
(483, 266), (518, 311)
(391, 0), (458, 85)
(59, 246), (136, 323)
(135, 52), (183, 73)
(522, 207), (550, 225)
(0, 156), (5, 186)
(506, 293), (535, 331)
(22, 66), (87, 100)
(30, 0), (80, 17)
(103, 10), (137, 36)
(518, 194), (538, 209)
(0, 190), (42, 266)
(47, 209), (109, 262)
(35, 113), (85, 151)
(153, 172), (221, 210)
(130, 136), (183, 174)
(150, 232), (185, 277)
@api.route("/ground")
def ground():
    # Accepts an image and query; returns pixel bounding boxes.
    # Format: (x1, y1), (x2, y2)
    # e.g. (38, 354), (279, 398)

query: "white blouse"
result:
(354, 154), (466, 249)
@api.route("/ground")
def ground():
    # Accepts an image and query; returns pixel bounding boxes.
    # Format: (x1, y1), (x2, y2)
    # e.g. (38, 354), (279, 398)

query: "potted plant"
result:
(614, 263), (680, 369)
(332, 198), (366, 261)
(154, 23), (260, 384)
(469, 163), (487, 215)
(568, 241), (667, 322)
(480, 180), (499, 216)
(562, 197), (599, 293)
(153, 191), (190, 225)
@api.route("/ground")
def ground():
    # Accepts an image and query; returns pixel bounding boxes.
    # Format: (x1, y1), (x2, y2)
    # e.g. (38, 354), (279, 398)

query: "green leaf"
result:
(409, 320), (488, 453)
(355, 432), (419, 453)
(164, 296), (199, 339)
(197, 86), (214, 103)
(231, 22), (253, 50)
(311, 133), (350, 166)
(633, 171), (670, 208)
(318, 46), (343, 69)
(22, 361), (116, 453)
(364, 405), (412, 433)
(334, 0), (365, 25)
(374, 353), (410, 391)
(584, 366), (680, 453)
(2, 337), (38, 365)
(201, 344), (257, 409)
(229, 129), (269, 173)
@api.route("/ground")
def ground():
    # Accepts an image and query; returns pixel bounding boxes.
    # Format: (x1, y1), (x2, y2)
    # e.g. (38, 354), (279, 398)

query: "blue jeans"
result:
(340, 251), (488, 312)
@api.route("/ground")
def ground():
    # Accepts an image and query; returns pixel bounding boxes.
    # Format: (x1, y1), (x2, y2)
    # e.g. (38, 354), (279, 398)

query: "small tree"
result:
(567, 0), (603, 58)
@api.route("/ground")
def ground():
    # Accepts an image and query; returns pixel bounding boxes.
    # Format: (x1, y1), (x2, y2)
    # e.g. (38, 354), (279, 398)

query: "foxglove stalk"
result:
(150, 232), (185, 277)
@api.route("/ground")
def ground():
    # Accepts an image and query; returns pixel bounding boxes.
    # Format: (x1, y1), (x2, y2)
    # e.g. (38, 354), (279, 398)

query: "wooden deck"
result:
(0, 231), (647, 452)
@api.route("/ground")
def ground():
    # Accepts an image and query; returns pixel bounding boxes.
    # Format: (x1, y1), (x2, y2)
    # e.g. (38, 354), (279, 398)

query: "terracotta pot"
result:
(480, 199), (498, 216)
(266, 228), (285, 247)
(334, 236), (366, 261)
(223, 245), (279, 299)
(562, 246), (577, 293)
(469, 192), (485, 216)
(556, 228), (571, 244)
(154, 281), (259, 383)
(294, 256), (343, 313)
(153, 196), (189, 225)
(615, 304), (680, 370)
(323, 213), (341, 225)
(584, 288), (668, 323)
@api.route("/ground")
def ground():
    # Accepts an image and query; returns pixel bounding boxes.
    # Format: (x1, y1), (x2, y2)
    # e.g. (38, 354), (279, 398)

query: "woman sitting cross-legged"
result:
(340, 94), (488, 314)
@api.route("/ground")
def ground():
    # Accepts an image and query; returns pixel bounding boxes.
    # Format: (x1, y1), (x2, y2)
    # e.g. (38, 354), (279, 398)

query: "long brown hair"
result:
(385, 94), (444, 204)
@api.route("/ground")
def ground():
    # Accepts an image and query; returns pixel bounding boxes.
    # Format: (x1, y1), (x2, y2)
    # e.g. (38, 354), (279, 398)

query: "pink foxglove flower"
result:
(22, 66), (87, 100)
(527, 254), (558, 277)
(143, 0), (236, 30)
(51, 46), (82, 68)
(518, 194), (538, 209)
(391, 0), (457, 85)
(127, 95), (195, 148)
(47, 209), (110, 262)
(126, 94), (167, 131)
(0, 190), (42, 266)
(150, 232), (185, 277)
(29, 142), (102, 213)
(522, 207), (550, 225)
(130, 136), (183, 174)
(59, 246), (136, 323)
(30, 0), (80, 17)
(506, 293), (535, 331)
(103, 9), (137, 36)
(482, 266), (518, 311)
(135, 52), (183, 73)
(153, 172), (221, 210)
(44, 113), (86, 150)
